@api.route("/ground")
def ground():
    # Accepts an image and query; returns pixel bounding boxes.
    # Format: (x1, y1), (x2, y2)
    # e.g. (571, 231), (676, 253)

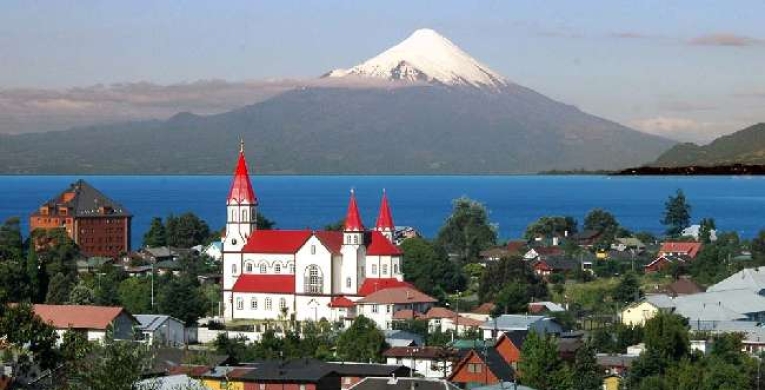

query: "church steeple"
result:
(344, 189), (364, 232)
(225, 140), (258, 252)
(375, 189), (395, 241)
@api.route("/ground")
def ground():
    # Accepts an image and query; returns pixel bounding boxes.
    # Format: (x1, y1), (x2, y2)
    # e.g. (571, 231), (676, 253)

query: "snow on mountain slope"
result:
(324, 28), (508, 89)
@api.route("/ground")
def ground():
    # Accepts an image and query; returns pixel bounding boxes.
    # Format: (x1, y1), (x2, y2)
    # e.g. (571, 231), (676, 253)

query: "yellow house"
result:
(621, 301), (660, 326)
(202, 378), (245, 390)
(603, 375), (621, 390)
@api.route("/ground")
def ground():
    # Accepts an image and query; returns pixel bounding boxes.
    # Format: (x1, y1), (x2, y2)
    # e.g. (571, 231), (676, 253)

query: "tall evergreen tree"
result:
(519, 332), (564, 390)
(436, 197), (497, 264)
(661, 189), (692, 238)
(142, 217), (167, 247)
(0, 217), (23, 260)
(572, 342), (601, 390)
(336, 316), (387, 363)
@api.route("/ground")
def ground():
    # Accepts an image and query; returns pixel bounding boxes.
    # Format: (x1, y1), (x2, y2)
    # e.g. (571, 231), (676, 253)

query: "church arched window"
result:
(259, 263), (267, 274)
(304, 265), (323, 294)
(274, 263), (281, 274)
(353, 235), (359, 244)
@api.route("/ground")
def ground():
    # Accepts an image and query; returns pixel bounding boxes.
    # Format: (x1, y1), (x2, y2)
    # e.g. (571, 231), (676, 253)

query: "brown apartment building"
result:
(30, 180), (131, 258)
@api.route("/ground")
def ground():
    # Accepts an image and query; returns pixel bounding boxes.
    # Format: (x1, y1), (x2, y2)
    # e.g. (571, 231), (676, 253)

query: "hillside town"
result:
(2, 145), (765, 390)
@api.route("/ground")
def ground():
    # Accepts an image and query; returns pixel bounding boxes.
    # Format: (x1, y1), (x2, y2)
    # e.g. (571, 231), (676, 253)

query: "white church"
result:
(222, 145), (434, 326)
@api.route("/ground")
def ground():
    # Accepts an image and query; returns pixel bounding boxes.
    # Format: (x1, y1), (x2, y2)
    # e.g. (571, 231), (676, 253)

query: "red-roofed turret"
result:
(344, 189), (364, 232)
(374, 190), (395, 232)
(227, 141), (258, 205)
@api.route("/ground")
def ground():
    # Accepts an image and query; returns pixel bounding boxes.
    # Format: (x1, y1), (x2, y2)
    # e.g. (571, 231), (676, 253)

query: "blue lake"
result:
(2, 175), (765, 249)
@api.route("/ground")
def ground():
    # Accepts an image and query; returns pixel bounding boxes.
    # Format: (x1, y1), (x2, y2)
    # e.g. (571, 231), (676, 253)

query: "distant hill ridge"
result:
(652, 123), (765, 167)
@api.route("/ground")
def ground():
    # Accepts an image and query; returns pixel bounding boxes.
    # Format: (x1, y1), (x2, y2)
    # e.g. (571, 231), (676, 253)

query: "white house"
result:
(422, 307), (483, 335)
(32, 304), (138, 343)
(383, 346), (454, 378)
(356, 286), (437, 330)
(135, 314), (186, 346)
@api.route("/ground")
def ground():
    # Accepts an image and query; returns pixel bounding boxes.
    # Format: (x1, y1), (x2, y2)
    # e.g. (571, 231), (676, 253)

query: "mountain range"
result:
(0, 29), (675, 174)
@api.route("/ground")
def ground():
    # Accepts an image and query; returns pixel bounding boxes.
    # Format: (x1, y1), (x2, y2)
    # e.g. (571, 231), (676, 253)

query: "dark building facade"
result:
(30, 180), (131, 258)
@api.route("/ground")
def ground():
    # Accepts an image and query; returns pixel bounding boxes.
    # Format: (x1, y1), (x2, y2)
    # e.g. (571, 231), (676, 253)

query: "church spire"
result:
(375, 189), (395, 231)
(344, 189), (364, 232)
(227, 141), (257, 205)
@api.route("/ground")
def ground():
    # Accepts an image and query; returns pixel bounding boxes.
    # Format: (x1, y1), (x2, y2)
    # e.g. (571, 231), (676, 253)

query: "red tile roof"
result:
(357, 287), (437, 305)
(32, 304), (129, 330)
(424, 307), (457, 319)
(242, 230), (312, 253)
(367, 231), (402, 256)
(329, 296), (356, 308)
(471, 302), (496, 315)
(659, 242), (702, 258)
(315, 231), (344, 254)
(357, 278), (413, 296)
(232, 274), (295, 294)
(374, 191), (395, 231)
(228, 149), (257, 204)
(344, 190), (364, 232)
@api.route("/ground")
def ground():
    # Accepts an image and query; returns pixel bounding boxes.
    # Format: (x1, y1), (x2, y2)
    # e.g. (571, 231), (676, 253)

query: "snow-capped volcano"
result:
(324, 28), (508, 89)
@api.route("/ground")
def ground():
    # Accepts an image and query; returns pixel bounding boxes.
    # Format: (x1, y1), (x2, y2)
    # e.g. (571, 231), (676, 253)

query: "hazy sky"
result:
(2, 0), (764, 142)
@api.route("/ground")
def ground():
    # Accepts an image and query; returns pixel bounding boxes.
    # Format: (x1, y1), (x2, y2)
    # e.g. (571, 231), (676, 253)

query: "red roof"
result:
(375, 191), (395, 231)
(32, 304), (130, 330)
(315, 231), (344, 254)
(357, 287), (437, 305)
(242, 230), (312, 253)
(329, 296), (356, 308)
(367, 231), (402, 256)
(392, 309), (425, 320)
(232, 274), (295, 293)
(227, 149), (257, 204)
(344, 190), (364, 232)
(659, 242), (702, 258)
(357, 278), (412, 296)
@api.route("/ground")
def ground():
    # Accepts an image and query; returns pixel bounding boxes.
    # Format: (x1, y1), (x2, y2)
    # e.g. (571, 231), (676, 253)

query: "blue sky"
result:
(1, 0), (764, 142)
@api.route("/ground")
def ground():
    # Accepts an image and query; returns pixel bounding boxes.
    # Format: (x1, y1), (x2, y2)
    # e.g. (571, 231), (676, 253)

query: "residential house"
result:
(569, 229), (603, 247)
(708, 267), (765, 296)
(76, 257), (113, 273)
(682, 225), (717, 242)
(383, 330), (424, 347)
(620, 295), (675, 326)
(612, 237), (646, 252)
(527, 301), (565, 314)
(531, 257), (579, 277)
(423, 307), (484, 335)
(644, 255), (691, 273)
(658, 242), (702, 259)
(32, 304), (138, 342)
(471, 383), (537, 390)
(654, 277), (705, 297)
(135, 314), (186, 346)
(135, 375), (209, 390)
(356, 287), (437, 330)
(523, 246), (563, 262)
(479, 315), (562, 340)
(202, 241), (223, 261)
(462, 303), (496, 323)
(349, 377), (460, 390)
(448, 349), (514, 389)
(383, 346), (456, 378)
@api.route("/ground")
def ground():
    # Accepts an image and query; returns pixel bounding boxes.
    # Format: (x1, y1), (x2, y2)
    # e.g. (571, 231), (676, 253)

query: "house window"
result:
(344, 377), (352, 385)
(246, 263), (253, 273)
(311, 245), (316, 254)
(346, 235), (351, 244)
(393, 264), (399, 274)
(468, 363), (482, 373)
(280, 298), (287, 310)
(386, 305), (392, 313)
(274, 263), (281, 274)
(260, 263), (267, 273)
(346, 277), (352, 288)
(304, 265), (323, 294)
(371, 264), (378, 275)
(251, 298), (258, 310)
(289, 263), (295, 274)
(372, 305), (379, 313)
(265, 298), (273, 311)
(382, 264), (388, 275)
(236, 298), (243, 310)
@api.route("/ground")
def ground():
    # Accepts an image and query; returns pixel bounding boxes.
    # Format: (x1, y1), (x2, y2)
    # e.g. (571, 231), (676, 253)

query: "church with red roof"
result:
(222, 143), (426, 325)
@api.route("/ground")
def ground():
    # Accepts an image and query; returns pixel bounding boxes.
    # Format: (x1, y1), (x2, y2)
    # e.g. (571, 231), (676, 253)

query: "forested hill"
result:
(0, 85), (673, 174)
(652, 123), (765, 167)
